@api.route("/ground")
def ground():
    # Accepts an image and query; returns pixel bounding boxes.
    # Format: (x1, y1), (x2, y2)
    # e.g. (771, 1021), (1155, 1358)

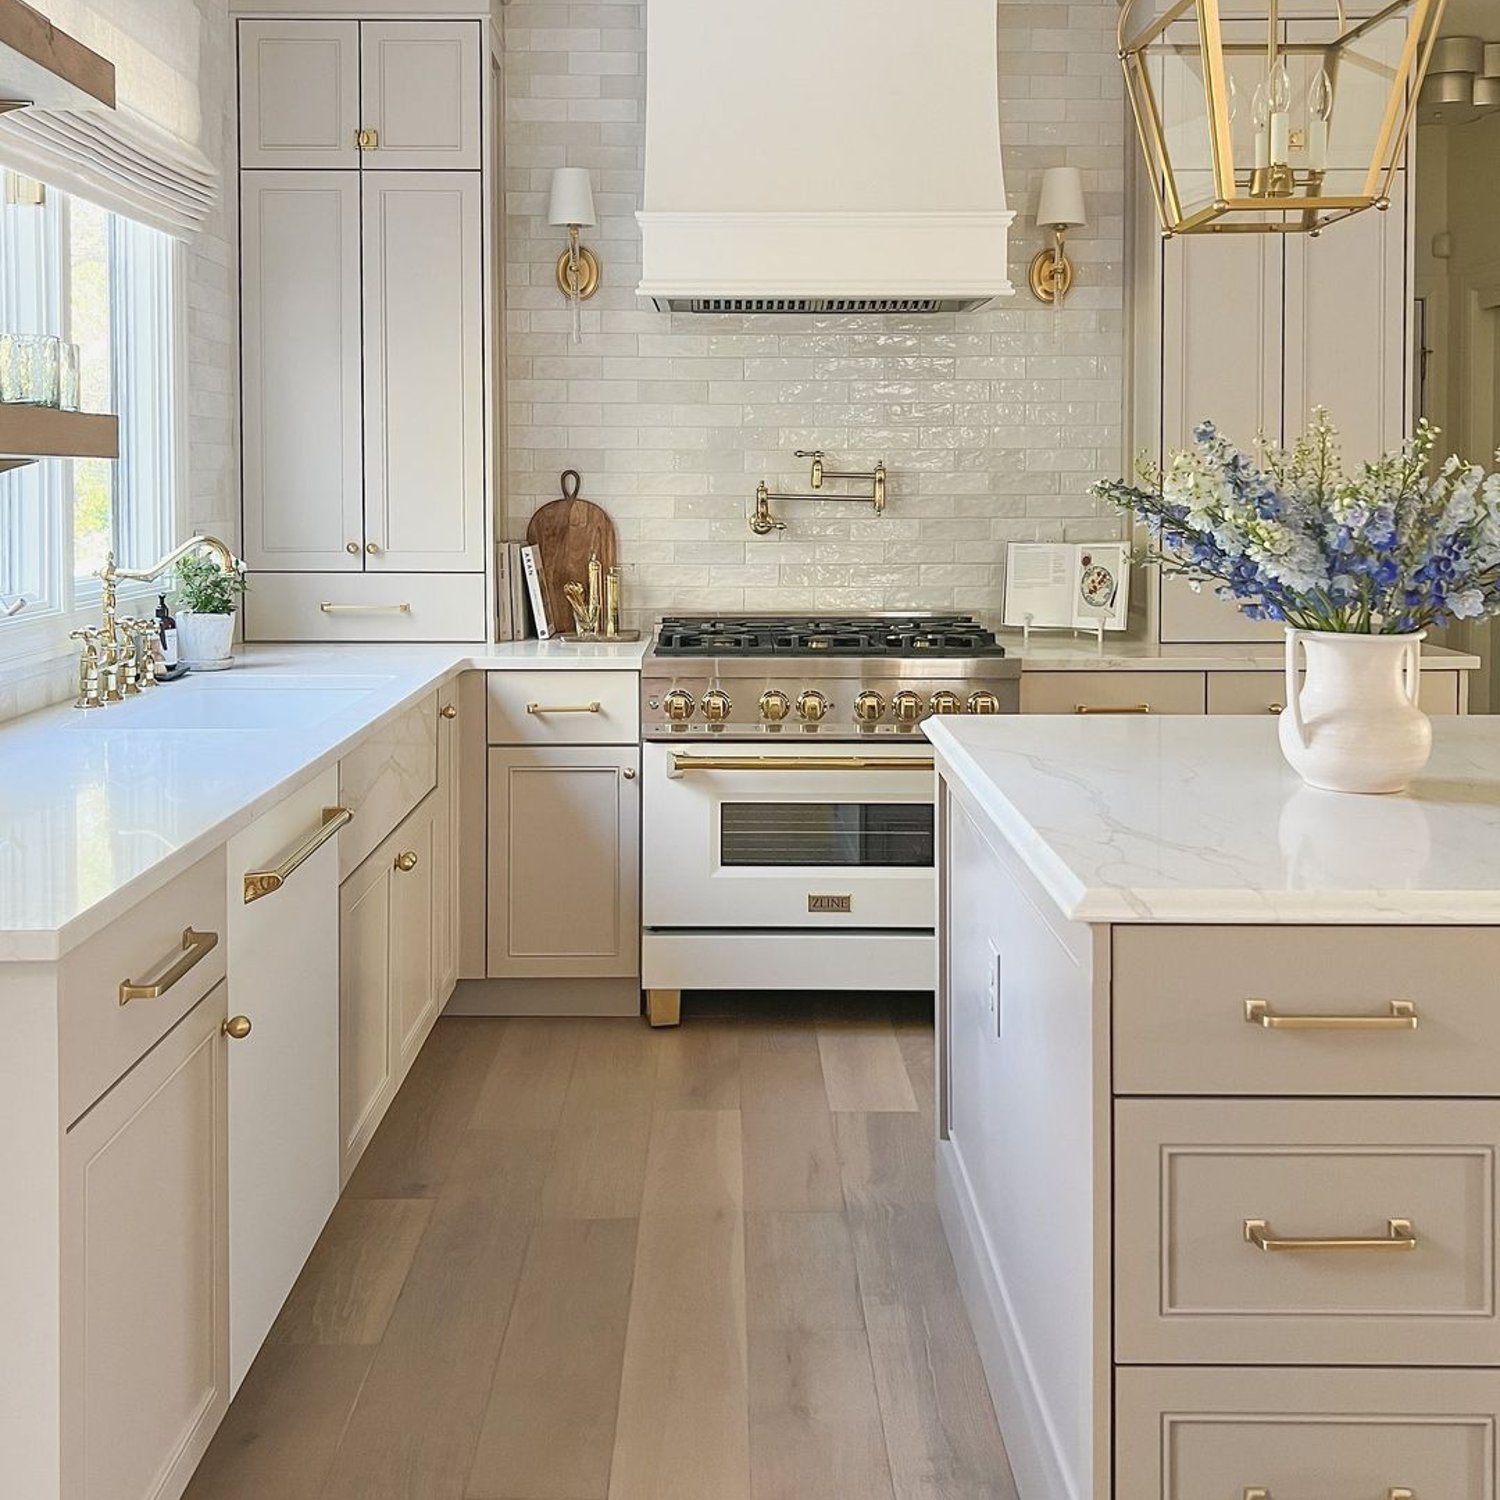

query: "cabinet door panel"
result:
(487, 746), (640, 979)
(360, 21), (482, 171)
(238, 20), (360, 170)
(241, 172), (364, 572)
(391, 795), (438, 1069)
(62, 984), (228, 1500)
(339, 850), (393, 1181)
(362, 172), (485, 572)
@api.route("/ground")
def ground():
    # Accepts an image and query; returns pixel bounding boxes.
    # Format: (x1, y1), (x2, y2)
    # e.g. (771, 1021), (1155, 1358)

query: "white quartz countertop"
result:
(0, 640), (648, 961)
(1000, 635), (1480, 672)
(925, 714), (1500, 925)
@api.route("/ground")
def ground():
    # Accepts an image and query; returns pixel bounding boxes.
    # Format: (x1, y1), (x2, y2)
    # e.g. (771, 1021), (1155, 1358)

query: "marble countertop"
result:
(925, 714), (1500, 925)
(1000, 635), (1481, 672)
(0, 640), (649, 961)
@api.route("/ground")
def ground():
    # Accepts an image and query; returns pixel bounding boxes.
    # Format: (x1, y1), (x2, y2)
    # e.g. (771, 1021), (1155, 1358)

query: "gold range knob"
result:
(662, 688), (695, 722)
(394, 850), (419, 872)
(929, 690), (962, 715)
(853, 690), (886, 723)
(701, 688), (732, 722)
(222, 1015), (253, 1040)
(796, 689), (829, 722)
(759, 689), (791, 723)
(892, 690), (924, 724)
(968, 690), (1001, 715)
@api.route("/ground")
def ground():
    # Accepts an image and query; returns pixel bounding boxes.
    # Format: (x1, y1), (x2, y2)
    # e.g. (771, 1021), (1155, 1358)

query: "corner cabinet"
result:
(237, 17), (493, 642)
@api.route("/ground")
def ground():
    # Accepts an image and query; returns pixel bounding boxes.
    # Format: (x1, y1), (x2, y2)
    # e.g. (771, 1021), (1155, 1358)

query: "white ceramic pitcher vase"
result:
(1277, 627), (1432, 794)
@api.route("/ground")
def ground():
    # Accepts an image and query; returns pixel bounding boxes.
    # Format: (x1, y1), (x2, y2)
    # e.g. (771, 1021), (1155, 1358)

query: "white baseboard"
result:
(937, 1141), (1083, 1500)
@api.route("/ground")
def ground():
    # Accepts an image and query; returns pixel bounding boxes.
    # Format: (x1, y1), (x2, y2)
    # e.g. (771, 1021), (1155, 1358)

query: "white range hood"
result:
(637, 0), (1014, 314)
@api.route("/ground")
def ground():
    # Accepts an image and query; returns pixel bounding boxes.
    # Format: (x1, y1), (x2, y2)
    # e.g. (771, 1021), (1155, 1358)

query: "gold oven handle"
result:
(1074, 703), (1152, 715)
(1245, 1491), (1413, 1499)
(243, 806), (353, 904)
(119, 927), (219, 1006)
(1243, 1217), (1417, 1253)
(669, 754), (934, 773)
(526, 701), (602, 715)
(319, 602), (411, 615)
(1245, 998), (1418, 1031)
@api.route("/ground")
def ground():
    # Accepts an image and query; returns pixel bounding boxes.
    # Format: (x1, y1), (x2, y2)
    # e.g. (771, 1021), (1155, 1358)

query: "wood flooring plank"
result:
(816, 1020), (919, 1114)
(834, 1111), (935, 1209)
(344, 1018), (507, 1198)
(564, 1018), (661, 1114)
(540, 1105), (652, 1220)
(748, 1328), (895, 1500)
(270, 1197), (433, 1347)
(744, 1210), (863, 1333)
(608, 1207), (751, 1500)
(469, 1018), (580, 1132)
(465, 1218), (639, 1500)
(639, 1107), (743, 1216)
(183, 1343), (373, 1500)
(849, 1204), (1017, 1500)
(740, 1029), (843, 1214)
(652, 1023), (742, 1110)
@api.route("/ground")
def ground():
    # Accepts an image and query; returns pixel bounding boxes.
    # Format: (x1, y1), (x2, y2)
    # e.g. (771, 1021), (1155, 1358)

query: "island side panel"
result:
(937, 772), (1112, 1500)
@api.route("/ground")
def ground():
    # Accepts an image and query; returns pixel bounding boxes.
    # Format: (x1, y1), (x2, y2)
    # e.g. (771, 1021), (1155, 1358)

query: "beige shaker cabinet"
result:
(237, 20), (360, 170)
(359, 21), (482, 170)
(61, 982), (230, 1500)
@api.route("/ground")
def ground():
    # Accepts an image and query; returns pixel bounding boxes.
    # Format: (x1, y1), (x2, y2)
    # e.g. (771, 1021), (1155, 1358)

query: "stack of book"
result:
(495, 541), (554, 641)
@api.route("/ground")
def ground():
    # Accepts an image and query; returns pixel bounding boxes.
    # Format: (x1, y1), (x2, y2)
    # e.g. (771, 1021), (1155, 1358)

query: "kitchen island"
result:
(924, 713), (1500, 1500)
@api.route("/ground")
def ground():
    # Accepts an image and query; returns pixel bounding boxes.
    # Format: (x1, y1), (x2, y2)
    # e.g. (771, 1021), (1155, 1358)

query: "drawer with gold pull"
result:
(59, 847), (228, 1124)
(1113, 925), (1500, 1097)
(1019, 669), (1205, 716)
(487, 669), (639, 745)
(1115, 1098), (1500, 1366)
(1116, 1366), (1500, 1499)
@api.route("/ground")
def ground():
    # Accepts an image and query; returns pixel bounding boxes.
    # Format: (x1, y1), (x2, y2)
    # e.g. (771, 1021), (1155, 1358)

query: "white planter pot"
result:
(1277, 627), (1432, 795)
(177, 609), (236, 670)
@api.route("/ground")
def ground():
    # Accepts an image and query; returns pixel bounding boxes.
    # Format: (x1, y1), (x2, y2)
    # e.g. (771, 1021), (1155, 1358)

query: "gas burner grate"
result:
(654, 614), (1007, 658)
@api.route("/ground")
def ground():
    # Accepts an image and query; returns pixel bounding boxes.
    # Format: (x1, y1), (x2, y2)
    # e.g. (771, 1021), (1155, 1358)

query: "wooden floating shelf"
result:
(0, 0), (115, 112)
(0, 403), (119, 468)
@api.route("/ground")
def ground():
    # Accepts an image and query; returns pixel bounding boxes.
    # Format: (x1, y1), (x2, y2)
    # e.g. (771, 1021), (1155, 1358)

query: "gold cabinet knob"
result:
(622, 767), (637, 780)
(892, 690), (924, 724)
(366, 542), (381, 555)
(663, 688), (695, 722)
(222, 1015), (253, 1040)
(394, 850), (419, 873)
(701, 688), (732, 722)
(758, 689), (790, 722)
(356, 127), (379, 151)
(440, 703), (458, 720)
(967, 690), (1001, 715)
(853, 690), (886, 723)
(930, 690), (962, 715)
(345, 541), (361, 555)
(795, 689), (828, 722)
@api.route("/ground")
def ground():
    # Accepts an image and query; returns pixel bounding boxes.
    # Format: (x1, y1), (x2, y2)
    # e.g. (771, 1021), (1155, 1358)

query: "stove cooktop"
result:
(653, 613), (1006, 658)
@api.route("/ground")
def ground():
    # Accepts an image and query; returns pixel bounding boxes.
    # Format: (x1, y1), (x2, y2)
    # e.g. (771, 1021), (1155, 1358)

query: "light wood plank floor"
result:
(186, 994), (1017, 1500)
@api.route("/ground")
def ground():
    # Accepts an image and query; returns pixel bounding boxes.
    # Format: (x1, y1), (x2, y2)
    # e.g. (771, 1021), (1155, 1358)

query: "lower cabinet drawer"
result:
(1019, 670), (1205, 715)
(339, 692), (438, 879)
(242, 571), (486, 642)
(1115, 1098), (1500, 1366)
(1208, 667), (1463, 716)
(486, 669), (640, 745)
(1116, 1366), (1500, 1499)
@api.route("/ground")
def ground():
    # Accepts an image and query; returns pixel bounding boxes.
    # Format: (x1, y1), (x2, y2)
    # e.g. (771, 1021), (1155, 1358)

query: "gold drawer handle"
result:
(319, 602), (411, 615)
(1245, 998), (1418, 1031)
(119, 927), (219, 1006)
(1074, 703), (1151, 715)
(526, 701), (601, 715)
(394, 849), (419, 873)
(1246, 1491), (1412, 1499)
(243, 806), (352, 904)
(1243, 1217), (1417, 1253)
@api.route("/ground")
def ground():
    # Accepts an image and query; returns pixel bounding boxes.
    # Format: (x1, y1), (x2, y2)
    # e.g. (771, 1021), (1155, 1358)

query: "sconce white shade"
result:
(1036, 166), (1087, 230)
(547, 167), (597, 228)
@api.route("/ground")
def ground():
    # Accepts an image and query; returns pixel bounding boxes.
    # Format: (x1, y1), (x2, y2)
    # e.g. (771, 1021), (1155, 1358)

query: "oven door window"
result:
(720, 802), (933, 868)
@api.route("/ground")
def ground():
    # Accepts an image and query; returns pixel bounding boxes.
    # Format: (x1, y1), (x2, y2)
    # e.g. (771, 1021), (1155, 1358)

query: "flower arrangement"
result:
(175, 551), (247, 616)
(1091, 409), (1500, 634)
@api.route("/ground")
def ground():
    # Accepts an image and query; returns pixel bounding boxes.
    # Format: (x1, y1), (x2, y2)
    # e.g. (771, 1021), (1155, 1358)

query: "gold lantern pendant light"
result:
(1119, 0), (1449, 236)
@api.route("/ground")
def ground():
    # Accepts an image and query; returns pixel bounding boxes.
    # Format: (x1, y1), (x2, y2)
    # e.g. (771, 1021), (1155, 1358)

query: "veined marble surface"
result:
(0, 641), (649, 961)
(999, 634), (1480, 673)
(926, 714), (1500, 925)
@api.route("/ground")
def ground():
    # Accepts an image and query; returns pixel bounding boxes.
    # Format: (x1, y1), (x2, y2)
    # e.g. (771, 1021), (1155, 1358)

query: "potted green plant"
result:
(174, 552), (247, 670)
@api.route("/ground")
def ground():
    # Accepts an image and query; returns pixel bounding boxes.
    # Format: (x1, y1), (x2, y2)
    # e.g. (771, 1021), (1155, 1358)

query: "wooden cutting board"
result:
(525, 470), (617, 635)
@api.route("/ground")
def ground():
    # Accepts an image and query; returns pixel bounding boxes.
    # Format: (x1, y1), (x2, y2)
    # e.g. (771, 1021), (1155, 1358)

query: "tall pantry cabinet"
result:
(236, 18), (494, 642)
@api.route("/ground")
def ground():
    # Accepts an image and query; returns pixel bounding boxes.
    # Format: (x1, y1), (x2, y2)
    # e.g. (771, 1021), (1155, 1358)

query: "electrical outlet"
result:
(987, 939), (1002, 1038)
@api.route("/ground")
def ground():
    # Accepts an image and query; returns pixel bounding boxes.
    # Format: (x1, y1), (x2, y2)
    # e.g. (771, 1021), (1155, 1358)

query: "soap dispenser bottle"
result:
(155, 593), (179, 669)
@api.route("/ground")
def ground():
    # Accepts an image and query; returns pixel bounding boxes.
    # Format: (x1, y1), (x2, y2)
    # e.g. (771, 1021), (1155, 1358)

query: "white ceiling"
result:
(1441, 0), (1500, 42)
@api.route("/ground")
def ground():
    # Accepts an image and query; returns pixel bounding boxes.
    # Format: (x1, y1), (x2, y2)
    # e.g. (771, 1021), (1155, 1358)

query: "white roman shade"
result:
(0, 0), (218, 238)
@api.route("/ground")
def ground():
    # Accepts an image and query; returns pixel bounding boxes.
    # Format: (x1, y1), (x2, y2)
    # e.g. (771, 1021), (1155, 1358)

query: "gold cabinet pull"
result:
(440, 703), (458, 720)
(394, 850), (419, 873)
(526, 701), (601, 715)
(1074, 703), (1152, 715)
(243, 806), (353, 904)
(1266, 702), (1285, 714)
(222, 1015), (253, 1040)
(669, 754), (933, 774)
(119, 927), (219, 1006)
(1245, 998), (1418, 1031)
(1246, 1490), (1413, 1499)
(355, 127), (379, 150)
(1243, 1217), (1417, 1253)
(319, 602), (411, 615)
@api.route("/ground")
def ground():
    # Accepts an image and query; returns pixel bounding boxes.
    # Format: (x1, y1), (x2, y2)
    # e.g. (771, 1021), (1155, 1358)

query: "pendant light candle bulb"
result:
(1269, 58), (1292, 166)
(1308, 67), (1334, 172)
(1252, 81), (1271, 169)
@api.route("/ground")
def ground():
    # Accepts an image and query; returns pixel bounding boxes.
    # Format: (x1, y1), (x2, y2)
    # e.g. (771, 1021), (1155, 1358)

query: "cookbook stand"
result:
(1018, 613), (1108, 650)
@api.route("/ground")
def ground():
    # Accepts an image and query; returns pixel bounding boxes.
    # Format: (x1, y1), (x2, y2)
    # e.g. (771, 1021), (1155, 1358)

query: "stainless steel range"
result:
(639, 615), (1019, 1024)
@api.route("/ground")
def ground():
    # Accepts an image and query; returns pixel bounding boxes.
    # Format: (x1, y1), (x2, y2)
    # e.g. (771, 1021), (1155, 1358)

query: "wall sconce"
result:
(548, 167), (600, 341)
(1029, 167), (1087, 306)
